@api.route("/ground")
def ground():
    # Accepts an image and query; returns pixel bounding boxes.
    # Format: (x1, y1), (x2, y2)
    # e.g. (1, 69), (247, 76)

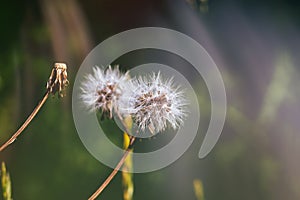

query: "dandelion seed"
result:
(119, 72), (187, 134)
(80, 65), (129, 118)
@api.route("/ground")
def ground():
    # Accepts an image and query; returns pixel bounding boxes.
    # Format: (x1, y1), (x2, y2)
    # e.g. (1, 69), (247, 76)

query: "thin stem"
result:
(116, 112), (131, 135)
(88, 136), (136, 200)
(0, 91), (49, 152)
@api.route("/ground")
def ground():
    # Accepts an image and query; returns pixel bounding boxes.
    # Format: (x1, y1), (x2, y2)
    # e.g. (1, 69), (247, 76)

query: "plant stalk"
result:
(88, 136), (136, 200)
(0, 91), (49, 152)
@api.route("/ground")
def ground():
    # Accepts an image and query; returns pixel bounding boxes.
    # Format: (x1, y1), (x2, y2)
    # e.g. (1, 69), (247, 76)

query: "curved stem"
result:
(0, 91), (49, 152)
(88, 136), (136, 200)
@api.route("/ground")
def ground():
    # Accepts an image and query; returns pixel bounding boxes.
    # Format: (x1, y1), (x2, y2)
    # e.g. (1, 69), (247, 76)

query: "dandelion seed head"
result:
(80, 65), (129, 117)
(120, 72), (187, 134)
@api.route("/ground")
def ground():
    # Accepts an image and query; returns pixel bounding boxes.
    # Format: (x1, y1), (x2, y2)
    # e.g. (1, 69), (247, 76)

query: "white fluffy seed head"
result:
(80, 65), (129, 118)
(119, 72), (187, 134)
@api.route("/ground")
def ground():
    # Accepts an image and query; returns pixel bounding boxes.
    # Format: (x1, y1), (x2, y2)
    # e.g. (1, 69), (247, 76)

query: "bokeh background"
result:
(1, 0), (300, 199)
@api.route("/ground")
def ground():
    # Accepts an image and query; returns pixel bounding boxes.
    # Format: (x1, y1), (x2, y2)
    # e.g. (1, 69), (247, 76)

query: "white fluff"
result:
(119, 72), (187, 134)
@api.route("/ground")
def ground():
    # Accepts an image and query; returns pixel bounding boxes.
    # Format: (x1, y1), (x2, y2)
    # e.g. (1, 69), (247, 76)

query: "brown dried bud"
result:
(47, 63), (69, 97)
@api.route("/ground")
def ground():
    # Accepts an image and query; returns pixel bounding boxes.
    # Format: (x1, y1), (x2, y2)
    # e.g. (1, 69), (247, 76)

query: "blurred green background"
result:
(1, 0), (300, 199)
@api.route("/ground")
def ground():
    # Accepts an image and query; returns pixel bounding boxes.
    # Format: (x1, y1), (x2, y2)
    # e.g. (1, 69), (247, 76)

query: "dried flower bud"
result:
(80, 65), (129, 118)
(47, 63), (69, 97)
(119, 72), (187, 134)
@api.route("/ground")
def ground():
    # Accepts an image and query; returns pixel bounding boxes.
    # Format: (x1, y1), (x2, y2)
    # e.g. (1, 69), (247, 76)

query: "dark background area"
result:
(0, 0), (300, 199)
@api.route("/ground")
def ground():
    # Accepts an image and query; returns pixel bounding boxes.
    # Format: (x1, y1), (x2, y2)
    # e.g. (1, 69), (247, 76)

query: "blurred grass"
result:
(0, 1), (300, 200)
(1, 162), (12, 200)
(122, 133), (134, 200)
(193, 179), (205, 200)
(122, 116), (134, 200)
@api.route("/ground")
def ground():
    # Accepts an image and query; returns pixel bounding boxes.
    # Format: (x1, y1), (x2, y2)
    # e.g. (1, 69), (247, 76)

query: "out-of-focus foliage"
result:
(1, 162), (12, 200)
(193, 179), (205, 200)
(122, 133), (134, 200)
(258, 53), (294, 123)
(0, 0), (300, 200)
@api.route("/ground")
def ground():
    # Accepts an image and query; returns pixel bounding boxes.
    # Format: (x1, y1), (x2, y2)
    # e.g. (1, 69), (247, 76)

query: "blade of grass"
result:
(122, 133), (134, 200)
(1, 162), (12, 200)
